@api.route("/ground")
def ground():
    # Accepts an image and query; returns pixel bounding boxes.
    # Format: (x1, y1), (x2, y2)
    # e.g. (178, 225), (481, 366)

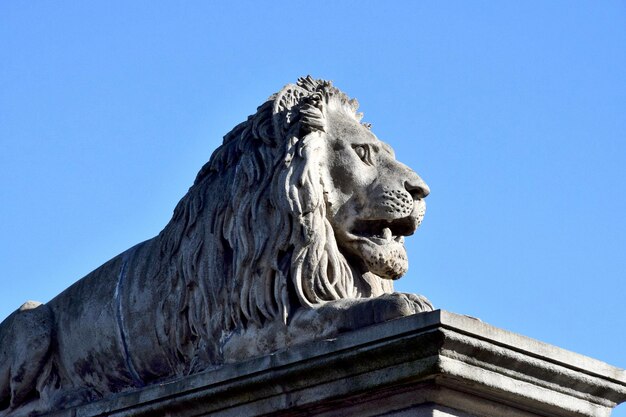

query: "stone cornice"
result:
(50, 310), (626, 417)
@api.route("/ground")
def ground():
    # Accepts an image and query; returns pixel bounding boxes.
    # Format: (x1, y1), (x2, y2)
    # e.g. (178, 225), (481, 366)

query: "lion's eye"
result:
(353, 144), (373, 165)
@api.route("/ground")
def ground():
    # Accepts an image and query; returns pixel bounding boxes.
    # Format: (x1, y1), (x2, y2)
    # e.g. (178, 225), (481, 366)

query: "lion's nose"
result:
(405, 174), (430, 199)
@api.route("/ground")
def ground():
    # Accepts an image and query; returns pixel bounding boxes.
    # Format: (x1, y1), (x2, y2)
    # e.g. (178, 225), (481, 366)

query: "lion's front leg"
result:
(221, 293), (432, 363)
(288, 292), (433, 344)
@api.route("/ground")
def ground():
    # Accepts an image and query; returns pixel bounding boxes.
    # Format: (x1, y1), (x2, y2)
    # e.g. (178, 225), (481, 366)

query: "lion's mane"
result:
(154, 77), (392, 364)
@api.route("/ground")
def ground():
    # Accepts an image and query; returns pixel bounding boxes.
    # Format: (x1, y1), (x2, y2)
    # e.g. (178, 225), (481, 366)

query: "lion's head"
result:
(316, 88), (429, 281)
(159, 76), (429, 343)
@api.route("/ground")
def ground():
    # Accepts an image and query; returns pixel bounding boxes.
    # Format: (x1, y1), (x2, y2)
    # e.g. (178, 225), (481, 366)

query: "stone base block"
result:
(50, 310), (626, 417)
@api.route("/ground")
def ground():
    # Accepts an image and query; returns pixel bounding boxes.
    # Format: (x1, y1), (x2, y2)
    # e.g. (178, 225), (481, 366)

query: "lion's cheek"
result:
(355, 241), (409, 280)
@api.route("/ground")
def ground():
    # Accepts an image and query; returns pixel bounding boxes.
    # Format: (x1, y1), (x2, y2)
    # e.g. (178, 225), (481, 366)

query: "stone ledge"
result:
(49, 310), (626, 417)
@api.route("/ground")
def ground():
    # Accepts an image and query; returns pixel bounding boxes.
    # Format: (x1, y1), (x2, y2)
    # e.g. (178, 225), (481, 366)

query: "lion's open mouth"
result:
(350, 217), (417, 245)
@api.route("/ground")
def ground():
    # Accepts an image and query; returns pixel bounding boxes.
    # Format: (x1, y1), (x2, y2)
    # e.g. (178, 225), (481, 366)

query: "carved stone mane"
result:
(0, 77), (431, 416)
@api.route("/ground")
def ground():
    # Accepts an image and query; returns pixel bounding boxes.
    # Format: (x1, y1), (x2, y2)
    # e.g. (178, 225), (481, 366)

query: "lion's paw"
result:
(371, 292), (433, 324)
(402, 292), (434, 312)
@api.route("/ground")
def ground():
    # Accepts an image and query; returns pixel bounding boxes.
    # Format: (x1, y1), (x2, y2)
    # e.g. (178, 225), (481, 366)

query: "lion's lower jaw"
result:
(355, 241), (409, 280)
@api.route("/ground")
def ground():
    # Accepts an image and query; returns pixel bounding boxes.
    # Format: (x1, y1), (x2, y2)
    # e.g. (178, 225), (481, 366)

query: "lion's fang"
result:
(383, 227), (392, 241)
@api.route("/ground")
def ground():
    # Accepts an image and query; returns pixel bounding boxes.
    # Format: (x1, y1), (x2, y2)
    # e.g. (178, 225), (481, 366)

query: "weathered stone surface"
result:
(0, 77), (432, 416)
(46, 311), (626, 417)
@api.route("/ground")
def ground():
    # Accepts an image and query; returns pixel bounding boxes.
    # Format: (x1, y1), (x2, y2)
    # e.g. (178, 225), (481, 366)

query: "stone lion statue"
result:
(0, 76), (431, 416)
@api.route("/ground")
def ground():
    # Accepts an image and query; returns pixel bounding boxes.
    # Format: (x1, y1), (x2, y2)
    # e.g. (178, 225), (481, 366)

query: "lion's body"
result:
(0, 77), (431, 416)
(47, 240), (176, 390)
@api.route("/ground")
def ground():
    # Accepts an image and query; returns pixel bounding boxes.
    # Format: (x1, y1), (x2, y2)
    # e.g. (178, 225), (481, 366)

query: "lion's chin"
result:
(345, 238), (409, 280)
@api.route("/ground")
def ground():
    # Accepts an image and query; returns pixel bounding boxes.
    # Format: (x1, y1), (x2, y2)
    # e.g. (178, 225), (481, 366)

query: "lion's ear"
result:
(272, 83), (309, 139)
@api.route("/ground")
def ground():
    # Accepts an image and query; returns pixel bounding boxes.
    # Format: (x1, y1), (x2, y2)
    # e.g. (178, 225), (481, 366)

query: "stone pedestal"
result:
(50, 310), (626, 417)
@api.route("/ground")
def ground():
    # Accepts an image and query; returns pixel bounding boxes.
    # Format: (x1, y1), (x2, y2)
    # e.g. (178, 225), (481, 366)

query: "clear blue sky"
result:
(1, 2), (625, 413)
